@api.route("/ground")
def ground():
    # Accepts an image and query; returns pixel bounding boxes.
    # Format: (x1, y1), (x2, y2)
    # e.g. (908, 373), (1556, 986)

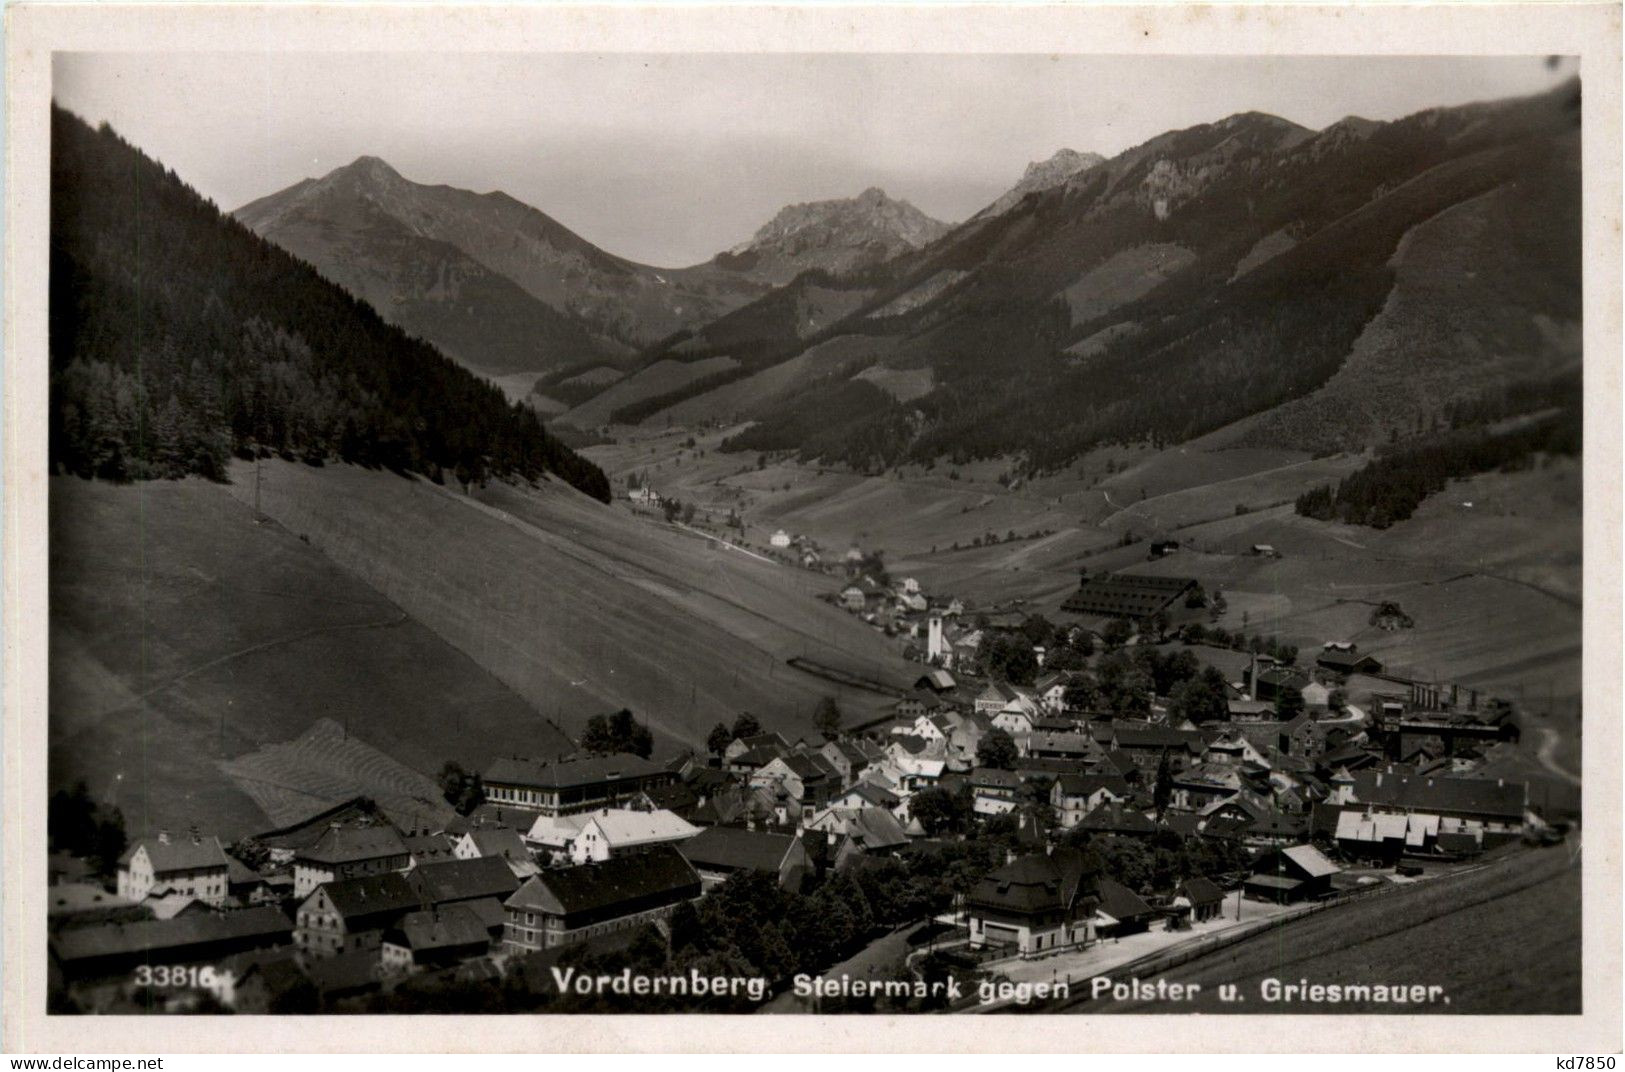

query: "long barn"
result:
(1060, 573), (1198, 619)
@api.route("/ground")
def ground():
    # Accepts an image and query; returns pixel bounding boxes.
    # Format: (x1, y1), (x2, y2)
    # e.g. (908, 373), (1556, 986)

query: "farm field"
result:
(1081, 842), (1582, 1014)
(584, 426), (1581, 774)
(224, 458), (916, 754)
(49, 476), (564, 840)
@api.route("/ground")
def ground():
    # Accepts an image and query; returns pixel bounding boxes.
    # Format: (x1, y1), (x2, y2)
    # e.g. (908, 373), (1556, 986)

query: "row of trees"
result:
(1295, 406), (1579, 528)
(705, 712), (766, 757)
(1178, 623), (1299, 666)
(49, 107), (611, 501)
(580, 709), (655, 759)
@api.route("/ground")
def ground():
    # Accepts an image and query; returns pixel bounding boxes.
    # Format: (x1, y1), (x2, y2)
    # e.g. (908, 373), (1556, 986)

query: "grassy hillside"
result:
(565, 355), (740, 428)
(1080, 843), (1580, 1014)
(49, 477), (568, 839)
(223, 459), (918, 752)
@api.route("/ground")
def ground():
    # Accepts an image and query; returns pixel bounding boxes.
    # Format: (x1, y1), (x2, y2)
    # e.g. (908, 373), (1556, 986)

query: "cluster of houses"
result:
(47, 736), (923, 1011)
(47, 554), (1556, 1009)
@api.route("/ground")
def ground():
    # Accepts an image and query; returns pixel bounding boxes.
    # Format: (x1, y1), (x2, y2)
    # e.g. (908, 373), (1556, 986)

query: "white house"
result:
(992, 707), (1037, 738)
(569, 809), (698, 864)
(117, 832), (230, 906)
(770, 530), (792, 549)
(523, 813), (589, 861)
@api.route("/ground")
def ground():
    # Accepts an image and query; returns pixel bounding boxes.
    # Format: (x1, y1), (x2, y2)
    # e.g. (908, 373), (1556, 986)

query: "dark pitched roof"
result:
(1113, 724), (1206, 753)
(1317, 651), (1382, 672)
(504, 845), (700, 918)
(1096, 876), (1155, 922)
(1201, 814), (1255, 840)
(226, 856), (267, 887)
(678, 826), (796, 874)
(403, 832), (457, 864)
(1180, 876), (1225, 905)
(313, 873), (423, 927)
(1350, 767), (1526, 820)
(1061, 574), (1197, 618)
(483, 753), (667, 791)
(781, 753), (834, 781)
(840, 783), (900, 807)
(464, 827), (531, 861)
(1079, 802), (1159, 835)
(386, 903), (491, 953)
(121, 835), (229, 874)
(298, 825), (407, 866)
(1054, 773), (1131, 798)
(1015, 757), (1092, 778)
(50, 905), (292, 964)
(970, 767), (1023, 791)
(844, 808), (910, 851)
(1097, 750), (1140, 778)
(1160, 812), (1203, 838)
(968, 847), (1099, 917)
(411, 857), (521, 905)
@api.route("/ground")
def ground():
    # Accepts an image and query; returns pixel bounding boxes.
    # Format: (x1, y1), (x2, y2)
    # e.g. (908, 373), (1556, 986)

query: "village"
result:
(44, 540), (1574, 1016)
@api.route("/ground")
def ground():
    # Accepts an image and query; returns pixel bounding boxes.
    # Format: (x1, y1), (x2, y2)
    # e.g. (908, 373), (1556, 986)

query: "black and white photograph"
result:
(4, 2), (1621, 1054)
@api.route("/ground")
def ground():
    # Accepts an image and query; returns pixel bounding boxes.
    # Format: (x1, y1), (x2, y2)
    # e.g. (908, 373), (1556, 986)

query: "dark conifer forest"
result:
(1294, 374), (1581, 528)
(48, 106), (611, 502)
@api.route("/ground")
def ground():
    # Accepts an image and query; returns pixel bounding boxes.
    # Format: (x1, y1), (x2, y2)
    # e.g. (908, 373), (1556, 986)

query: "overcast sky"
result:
(54, 53), (1575, 268)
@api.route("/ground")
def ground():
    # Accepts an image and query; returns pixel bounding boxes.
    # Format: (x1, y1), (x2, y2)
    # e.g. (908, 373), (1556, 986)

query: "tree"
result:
(976, 728), (1019, 770)
(1096, 652), (1153, 719)
(1276, 685), (1307, 720)
(580, 715), (614, 755)
(705, 722), (733, 757)
(978, 632), (1039, 686)
(1018, 614), (1056, 649)
(812, 697), (843, 741)
(581, 710), (654, 758)
(1062, 674), (1101, 713)
(1153, 750), (1174, 818)
(1149, 610), (1170, 642)
(1209, 591), (1228, 622)
(1327, 689), (1347, 715)
(90, 809), (128, 878)
(732, 712), (762, 740)
(1167, 667), (1231, 725)
(909, 787), (965, 837)
(1102, 618), (1134, 650)
(438, 761), (486, 815)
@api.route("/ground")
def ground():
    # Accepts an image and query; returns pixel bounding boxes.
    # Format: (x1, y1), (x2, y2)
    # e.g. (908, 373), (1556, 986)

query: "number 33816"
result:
(133, 964), (217, 988)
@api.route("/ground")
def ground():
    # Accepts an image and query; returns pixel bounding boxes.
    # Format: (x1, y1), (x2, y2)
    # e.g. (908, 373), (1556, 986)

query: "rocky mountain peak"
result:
(719, 187), (951, 284)
(981, 148), (1106, 218)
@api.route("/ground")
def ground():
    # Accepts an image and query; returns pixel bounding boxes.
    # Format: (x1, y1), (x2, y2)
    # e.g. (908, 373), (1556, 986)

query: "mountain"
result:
(235, 158), (771, 376)
(978, 148), (1106, 218)
(710, 187), (952, 286)
(49, 106), (610, 501)
(634, 82), (1580, 474)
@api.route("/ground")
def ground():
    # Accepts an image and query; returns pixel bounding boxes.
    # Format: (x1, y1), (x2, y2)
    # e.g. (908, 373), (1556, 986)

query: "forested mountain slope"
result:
(49, 106), (610, 501)
(641, 81), (1580, 476)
